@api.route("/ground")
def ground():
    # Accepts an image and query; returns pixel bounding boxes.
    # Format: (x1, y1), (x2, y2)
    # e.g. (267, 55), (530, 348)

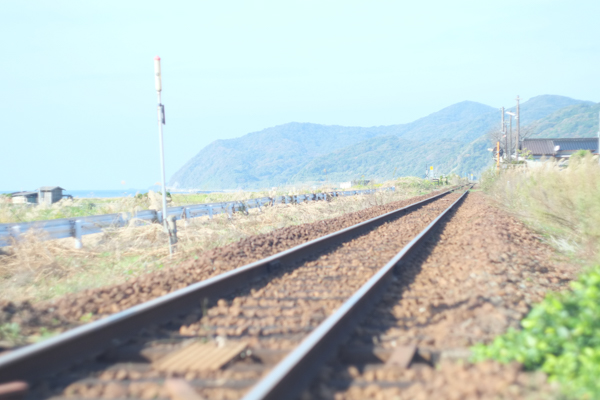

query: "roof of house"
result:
(522, 138), (598, 155)
(522, 139), (555, 155)
(38, 186), (65, 191)
(11, 191), (38, 197)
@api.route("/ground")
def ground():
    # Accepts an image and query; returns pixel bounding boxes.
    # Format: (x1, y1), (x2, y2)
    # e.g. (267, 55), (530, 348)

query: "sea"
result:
(64, 190), (144, 198)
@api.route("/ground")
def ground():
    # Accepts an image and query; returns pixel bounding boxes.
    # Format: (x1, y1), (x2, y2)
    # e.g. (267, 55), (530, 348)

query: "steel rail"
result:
(242, 185), (472, 400)
(0, 187), (459, 384)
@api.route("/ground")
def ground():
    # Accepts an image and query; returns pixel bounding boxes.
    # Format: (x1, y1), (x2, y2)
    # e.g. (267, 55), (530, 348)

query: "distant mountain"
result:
(527, 102), (600, 139)
(169, 123), (396, 190)
(508, 94), (594, 125)
(169, 95), (595, 190)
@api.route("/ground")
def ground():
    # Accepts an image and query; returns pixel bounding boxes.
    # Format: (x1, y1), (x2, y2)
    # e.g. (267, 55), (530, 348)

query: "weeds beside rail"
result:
(473, 154), (600, 398)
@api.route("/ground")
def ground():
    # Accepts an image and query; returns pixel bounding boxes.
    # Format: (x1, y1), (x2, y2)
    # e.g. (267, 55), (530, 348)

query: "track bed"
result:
(17, 191), (464, 399)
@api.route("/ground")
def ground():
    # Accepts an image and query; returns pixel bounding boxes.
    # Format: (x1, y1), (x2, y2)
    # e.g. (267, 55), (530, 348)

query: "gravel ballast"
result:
(307, 191), (575, 399)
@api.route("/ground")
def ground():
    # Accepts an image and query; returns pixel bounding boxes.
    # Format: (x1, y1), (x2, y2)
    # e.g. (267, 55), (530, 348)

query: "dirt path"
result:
(306, 191), (576, 399)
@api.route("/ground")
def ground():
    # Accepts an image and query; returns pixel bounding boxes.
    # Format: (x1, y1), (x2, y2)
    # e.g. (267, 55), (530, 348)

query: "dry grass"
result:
(484, 153), (600, 261)
(0, 178), (442, 304)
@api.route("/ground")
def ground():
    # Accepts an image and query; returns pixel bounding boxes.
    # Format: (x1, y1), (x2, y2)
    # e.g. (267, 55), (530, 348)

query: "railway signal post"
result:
(154, 56), (173, 255)
(516, 95), (520, 162)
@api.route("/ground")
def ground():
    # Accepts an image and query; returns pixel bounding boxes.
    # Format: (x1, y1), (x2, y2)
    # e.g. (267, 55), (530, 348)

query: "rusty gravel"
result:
(306, 191), (575, 400)
(27, 192), (464, 399)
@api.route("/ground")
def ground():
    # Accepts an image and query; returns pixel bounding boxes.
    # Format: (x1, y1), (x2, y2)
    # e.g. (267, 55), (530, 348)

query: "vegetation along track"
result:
(0, 186), (469, 399)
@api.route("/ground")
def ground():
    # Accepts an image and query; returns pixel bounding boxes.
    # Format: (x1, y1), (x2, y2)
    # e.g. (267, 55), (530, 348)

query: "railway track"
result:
(0, 185), (470, 400)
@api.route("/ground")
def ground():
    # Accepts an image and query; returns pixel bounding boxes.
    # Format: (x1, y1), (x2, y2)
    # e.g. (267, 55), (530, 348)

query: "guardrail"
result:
(0, 188), (391, 248)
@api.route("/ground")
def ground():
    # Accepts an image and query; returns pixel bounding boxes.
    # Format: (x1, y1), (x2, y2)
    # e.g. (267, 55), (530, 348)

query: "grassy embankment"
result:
(0, 177), (449, 306)
(473, 153), (600, 398)
(0, 189), (308, 225)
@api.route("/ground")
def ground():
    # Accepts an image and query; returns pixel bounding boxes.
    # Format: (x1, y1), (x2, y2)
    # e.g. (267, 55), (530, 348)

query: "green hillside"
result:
(528, 102), (600, 138)
(169, 95), (594, 190)
(169, 122), (401, 190)
(291, 136), (478, 183)
(169, 101), (497, 189)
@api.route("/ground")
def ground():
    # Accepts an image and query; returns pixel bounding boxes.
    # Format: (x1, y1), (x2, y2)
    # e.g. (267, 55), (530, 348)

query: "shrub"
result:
(472, 265), (600, 399)
(479, 167), (499, 192)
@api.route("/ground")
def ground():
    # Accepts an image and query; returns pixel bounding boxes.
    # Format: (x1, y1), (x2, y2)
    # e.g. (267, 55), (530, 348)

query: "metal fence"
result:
(0, 188), (391, 248)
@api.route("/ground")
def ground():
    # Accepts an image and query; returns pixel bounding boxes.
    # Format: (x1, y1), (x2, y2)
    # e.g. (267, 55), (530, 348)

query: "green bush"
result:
(571, 149), (591, 161)
(394, 177), (437, 190)
(472, 265), (600, 399)
(0, 322), (23, 346)
(479, 167), (499, 192)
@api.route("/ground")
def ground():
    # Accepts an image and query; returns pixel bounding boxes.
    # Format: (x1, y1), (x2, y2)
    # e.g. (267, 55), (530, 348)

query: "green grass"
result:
(0, 321), (60, 346)
(0, 198), (141, 224)
(27, 254), (158, 302)
(0, 322), (23, 346)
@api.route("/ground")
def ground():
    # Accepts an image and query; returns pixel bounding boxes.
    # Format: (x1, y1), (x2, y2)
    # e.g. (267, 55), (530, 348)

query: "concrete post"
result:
(74, 220), (83, 249)
(166, 215), (178, 252)
(11, 225), (20, 242)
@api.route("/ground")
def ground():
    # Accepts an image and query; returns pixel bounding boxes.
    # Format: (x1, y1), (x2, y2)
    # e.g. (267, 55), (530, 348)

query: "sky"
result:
(2, 0), (599, 191)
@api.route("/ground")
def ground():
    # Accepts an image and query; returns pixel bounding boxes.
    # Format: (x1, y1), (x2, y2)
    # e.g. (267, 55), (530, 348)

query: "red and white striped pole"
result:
(154, 56), (172, 255)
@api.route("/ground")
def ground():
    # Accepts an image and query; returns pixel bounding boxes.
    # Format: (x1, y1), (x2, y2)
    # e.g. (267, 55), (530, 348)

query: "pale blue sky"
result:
(2, 0), (599, 190)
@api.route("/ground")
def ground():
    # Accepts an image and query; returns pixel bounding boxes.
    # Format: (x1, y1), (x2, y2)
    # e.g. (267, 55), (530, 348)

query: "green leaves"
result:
(472, 265), (600, 398)
(0, 322), (22, 346)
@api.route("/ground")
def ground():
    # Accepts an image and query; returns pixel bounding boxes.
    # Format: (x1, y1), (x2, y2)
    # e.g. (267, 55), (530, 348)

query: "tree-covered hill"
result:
(169, 95), (595, 190)
(528, 102), (600, 139)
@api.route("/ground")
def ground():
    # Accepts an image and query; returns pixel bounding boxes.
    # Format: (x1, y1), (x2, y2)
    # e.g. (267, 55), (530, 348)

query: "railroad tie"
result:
(153, 341), (248, 373)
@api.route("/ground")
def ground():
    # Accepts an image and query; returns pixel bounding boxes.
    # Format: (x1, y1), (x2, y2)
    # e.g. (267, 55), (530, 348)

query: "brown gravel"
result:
(306, 190), (576, 400)
(10, 188), (574, 400)
(0, 189), (452, 346)
(28, 193), (463, 399)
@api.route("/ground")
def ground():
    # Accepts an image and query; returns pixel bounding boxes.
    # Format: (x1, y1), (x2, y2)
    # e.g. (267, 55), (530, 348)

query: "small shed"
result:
(38, 186), (66, 205)
(11, 191), (39, 204)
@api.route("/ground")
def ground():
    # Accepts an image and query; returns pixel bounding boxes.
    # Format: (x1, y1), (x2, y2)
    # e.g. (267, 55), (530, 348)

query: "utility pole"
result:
(516, 95), (520, 162)
(504, 125), (508, 163)
(154, 56), (173, 255)
(505, 111), (516, 163)
(509, 114), (512, 162)
(500, 107), (505, 161)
